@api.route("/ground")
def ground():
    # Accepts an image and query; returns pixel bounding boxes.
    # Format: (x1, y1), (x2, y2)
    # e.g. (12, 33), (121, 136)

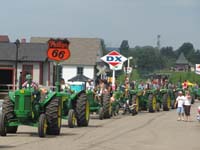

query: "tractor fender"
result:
(40, 91), (57, 107)
(8, 91), (15, 102)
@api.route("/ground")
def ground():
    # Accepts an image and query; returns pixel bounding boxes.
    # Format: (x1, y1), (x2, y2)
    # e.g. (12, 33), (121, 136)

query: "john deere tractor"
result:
(0, 75), (62, 137)
(155, 88), (171, 111)
(48, 65), (90, 129)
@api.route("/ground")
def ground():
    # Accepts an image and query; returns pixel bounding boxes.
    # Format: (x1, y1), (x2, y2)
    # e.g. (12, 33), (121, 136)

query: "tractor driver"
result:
(22, 74), (39, 90)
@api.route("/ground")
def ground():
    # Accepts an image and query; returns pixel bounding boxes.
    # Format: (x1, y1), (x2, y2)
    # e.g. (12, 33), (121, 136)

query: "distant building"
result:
(0, 35), (10, 43)
(175, 52), (192, 71)
(0, 43), (53, 92)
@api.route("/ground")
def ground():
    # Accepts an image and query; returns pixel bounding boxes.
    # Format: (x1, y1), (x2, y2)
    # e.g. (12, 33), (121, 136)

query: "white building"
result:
(30, 37), (104, 84)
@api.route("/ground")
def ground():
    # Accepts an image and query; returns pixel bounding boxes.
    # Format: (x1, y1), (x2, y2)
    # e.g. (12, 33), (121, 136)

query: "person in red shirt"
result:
(182, 80), (188, 90)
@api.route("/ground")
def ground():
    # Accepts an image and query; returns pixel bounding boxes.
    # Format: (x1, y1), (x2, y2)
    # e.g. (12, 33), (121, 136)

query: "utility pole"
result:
(157, 35), (161, 50)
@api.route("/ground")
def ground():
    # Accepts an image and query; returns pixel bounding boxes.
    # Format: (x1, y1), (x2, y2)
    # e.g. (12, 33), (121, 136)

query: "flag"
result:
(195, 64), (200, 75)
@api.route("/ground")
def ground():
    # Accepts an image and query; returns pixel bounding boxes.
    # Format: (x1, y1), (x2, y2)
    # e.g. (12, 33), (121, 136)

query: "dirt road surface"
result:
(1, 101), (200, 150)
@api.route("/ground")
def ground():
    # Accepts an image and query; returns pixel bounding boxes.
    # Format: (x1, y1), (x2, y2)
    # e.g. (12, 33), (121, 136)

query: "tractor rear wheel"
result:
(102, 93), (111, 119)
(2, 97), (18, 133)
(38, 114), (47, 138)
(0, 113), (7, 136)
(2, 97), (14, 120)
(163, 93), (170, 111)
(148, 94), (156, 113)
(46, 98), (61, 135)
(68, 109), (76, 128)
(76, 92), (90, 127)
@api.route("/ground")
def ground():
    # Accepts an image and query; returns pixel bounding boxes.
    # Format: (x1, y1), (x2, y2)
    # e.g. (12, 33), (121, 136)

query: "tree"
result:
(100, 39), (107, 55)
(177, 42), (195, 58)
(160, 46), (175, 58)
(135, 46), (164, 72)
(120, 40), (129, 57)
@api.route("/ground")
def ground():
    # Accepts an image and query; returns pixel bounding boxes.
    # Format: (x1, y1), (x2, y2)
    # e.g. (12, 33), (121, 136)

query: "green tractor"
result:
(111, 90), (125, 116)
(52, 66), (90, 128)
(87, 89), (111, 120)
(129, 89), (157, 113)
(0, 78), (62, 137)
(155, 88), (171, 111)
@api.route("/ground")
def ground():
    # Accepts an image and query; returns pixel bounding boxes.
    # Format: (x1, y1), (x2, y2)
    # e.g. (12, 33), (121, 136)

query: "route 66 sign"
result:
(47, 38), (70, 61)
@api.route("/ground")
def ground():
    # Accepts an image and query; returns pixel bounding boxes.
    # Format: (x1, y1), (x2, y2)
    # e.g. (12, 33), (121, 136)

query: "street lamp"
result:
(127, 56), (133, 68)
(14, 39), (20, 89)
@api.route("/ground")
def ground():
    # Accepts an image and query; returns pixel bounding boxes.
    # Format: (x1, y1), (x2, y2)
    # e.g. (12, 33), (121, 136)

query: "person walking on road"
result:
(184, 91), (192, 122)
(174, 91), (185, 121)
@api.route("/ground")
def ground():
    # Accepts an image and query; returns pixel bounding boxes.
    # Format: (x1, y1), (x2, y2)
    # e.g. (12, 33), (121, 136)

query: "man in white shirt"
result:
(174, 91), (185, 121)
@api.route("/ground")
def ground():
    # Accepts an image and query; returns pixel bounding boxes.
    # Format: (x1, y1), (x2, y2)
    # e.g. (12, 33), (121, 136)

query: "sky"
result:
(0, 0), (200, 50)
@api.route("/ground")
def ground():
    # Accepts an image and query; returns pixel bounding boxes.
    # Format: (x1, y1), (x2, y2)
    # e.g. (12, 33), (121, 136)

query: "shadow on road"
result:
(0, 145), (16, 149)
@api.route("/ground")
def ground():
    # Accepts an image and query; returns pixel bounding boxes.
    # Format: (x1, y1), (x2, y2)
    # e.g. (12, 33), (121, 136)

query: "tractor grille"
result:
(24, 96), (31, 110)
(15, 95), (20, 110)
(14, 95), (32, 110)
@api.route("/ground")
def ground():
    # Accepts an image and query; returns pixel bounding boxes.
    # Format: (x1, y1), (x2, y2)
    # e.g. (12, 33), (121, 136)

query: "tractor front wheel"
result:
(132, 95), (139, 115)
(68, 109), (76, 128)
(148, 94), (156, 113)
(38, 114), (47, 138)
(103, 93), (111, 119)
(163, 93), (170, 111)
(46, 98), (61, 135)
(0, 113), (7, 136)
(76, 92), (90, 127)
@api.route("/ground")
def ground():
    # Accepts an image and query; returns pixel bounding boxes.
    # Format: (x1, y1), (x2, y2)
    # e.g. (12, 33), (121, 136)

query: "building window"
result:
(77, 67), (83, 75)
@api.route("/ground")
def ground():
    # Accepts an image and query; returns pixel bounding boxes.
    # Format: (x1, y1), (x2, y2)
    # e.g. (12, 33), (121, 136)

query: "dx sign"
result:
(106, 56), (122, 62)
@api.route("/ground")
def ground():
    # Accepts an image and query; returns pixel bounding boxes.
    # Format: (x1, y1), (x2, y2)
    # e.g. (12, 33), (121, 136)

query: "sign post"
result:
(101, 51), (127, 91)
(47, 38), (70, 92)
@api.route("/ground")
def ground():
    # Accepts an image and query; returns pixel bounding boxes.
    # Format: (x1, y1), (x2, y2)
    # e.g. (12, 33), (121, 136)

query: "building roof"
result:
(30, 37), (102, 65)
(68, 74), (91, 82)
(0, 43), (48, 61)
(0, 35), (10, 43)
(176, 52), (189, 64)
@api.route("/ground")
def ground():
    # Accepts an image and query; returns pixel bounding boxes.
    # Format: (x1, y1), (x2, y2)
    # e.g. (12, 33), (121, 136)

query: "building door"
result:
(0, 68), (14, 95)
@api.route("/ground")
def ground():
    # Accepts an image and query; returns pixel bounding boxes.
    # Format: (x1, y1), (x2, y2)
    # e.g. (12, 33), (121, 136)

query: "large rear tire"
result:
(76, 92), (90, 127)
(148, 94), (156, 113)
(46, 98), (61, 135)
(102, 93), (111, 119)
(163, 93), (171, 111)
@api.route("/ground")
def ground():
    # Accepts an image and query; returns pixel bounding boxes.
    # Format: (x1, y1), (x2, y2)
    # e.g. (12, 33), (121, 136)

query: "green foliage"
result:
(169, 72), (200, 84)
(120, 40), (129, 57)
(131, 46), (164, 73)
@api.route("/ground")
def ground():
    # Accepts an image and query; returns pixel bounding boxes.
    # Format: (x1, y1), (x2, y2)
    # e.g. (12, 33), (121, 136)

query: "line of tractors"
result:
(1, 38), (199, 138)
(0, 72), (199, 138)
